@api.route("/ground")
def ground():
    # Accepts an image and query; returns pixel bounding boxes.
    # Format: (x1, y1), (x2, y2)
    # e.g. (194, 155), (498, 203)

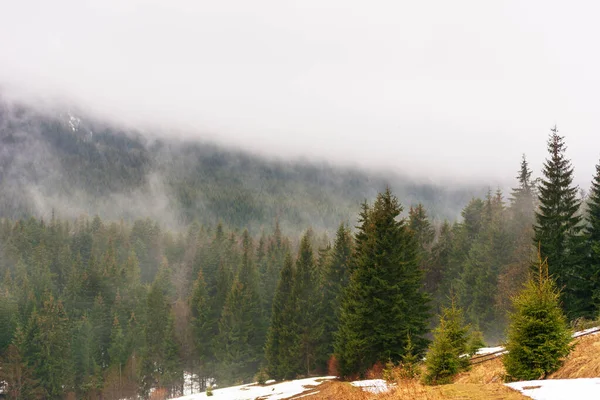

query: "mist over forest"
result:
(2, 2), (600, 398)
(0, 96), (486, 234)
(2, 90), (600, 400)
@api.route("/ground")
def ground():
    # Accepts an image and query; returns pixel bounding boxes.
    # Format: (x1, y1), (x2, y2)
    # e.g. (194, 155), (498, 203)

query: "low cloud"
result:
(1, 1), (600, 186)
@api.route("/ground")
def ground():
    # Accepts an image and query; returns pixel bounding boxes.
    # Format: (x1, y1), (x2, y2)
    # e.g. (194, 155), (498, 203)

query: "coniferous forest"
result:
(2, 125), (600, 399)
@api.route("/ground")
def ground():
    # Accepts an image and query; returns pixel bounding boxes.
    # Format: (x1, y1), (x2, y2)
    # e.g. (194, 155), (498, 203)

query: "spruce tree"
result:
(292, 231), (324, 376)
(585, 160), (600, 313)
(216, 231), (263, 384)
(534, 126), (589, 318)
(265, 253), (298, 380)
(510, 154), (535, 225)
(322, 224), (353, 361)
(503, 253), (572, 381)
(22, 294), (74, 399)
(335, 188), (430, 378)
(423, 302), (470, 385)
(0, 342), (43, 400)
(190, 269), (212, 378)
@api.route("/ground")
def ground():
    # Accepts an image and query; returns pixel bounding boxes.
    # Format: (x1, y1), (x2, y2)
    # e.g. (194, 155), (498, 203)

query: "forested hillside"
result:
(0, 98), (482, 233)
(2, 97), (600, 400)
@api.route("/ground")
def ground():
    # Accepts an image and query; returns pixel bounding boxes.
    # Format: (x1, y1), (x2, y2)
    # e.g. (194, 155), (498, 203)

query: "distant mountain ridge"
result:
(0, 97), (484, 232)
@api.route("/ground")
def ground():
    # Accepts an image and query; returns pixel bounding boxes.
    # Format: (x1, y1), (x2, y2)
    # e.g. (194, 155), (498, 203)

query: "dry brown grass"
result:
(550, 332), (600, 379)
(455, 358), (506, 384)
(300, 377), (527, 400)
(287, 335), (600, 400)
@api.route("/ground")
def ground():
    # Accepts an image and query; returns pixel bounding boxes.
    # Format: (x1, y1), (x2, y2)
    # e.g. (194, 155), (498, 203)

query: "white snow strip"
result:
(506, 378), (600, 400)
(572, 326), (600, 338)
(351, 379), (391, 394)
(170, 376), (335, 400)
(475, 346), (506, 356)
(472, 326), (600, 357)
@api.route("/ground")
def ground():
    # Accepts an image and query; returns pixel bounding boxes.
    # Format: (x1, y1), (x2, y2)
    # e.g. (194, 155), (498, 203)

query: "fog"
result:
(1, 0), (600, 186)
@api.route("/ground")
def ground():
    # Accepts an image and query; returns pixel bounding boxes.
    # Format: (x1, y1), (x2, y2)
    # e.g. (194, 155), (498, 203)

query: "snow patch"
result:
(170, 376), (335, 400)
(506, 378), (600, 400)
(351, 379), (391, 394)
(68, 113), (81, 132)
(475, 346), (507, 356)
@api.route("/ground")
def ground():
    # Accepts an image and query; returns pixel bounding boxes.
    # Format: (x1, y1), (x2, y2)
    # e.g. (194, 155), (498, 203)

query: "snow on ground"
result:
(572, 326), (600, 338)
(351, 379), (391, 394)
(475, 346), (506, 356)
(170, 376), (335, 400)
(474, 326), (600, 357)
(507, 378), (600, 400)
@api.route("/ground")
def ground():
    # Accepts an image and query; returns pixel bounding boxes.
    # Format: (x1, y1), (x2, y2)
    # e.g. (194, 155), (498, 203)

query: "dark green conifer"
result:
(335, 188), (430, 378)
(322, 224), (353, 361)
(292, 231), (324, 376)
(265, 253), (298, 380)
(585, 160), (600, 313)
(503, 253), (572, 381)
(423, 301), (470, 385)
(217, 231), (264, 384)
(534, 127), (589, 318)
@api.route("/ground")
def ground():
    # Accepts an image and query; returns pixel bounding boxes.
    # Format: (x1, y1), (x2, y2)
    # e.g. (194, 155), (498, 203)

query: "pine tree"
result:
(585, 160), (600, 314)
(292, 231), (324, 376)
(497, 156), (537, 328)
(335, 188), (430, 378)
(430, 221), (453, 313)
(265, 253), (298, 380)
(190, 269), (212, 381)
(322, 224), (353, 361)
(503, 253), (572, 381)
(423, 301), (470, 385)
(216, 231), (264, 384)
(0, 342), (43, 400)
(510, 154), (535, 225)
(534, 126), (589, 318)
(22, 294), (74, 399)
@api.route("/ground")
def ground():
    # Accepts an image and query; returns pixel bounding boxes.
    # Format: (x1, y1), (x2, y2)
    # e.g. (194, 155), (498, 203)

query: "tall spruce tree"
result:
(586, 160), (600, 313)
(292, 231), (325, 376)
(534, 126), (589, 318)
(190, 269), (212, 383)
(322, 224), (353, 362)
(335, 188), (430, 378)
(265, 253), (298, 380)
(216, 231), (264, 384)
(409, 204), (436, 295)
(510, 155), (535, 225)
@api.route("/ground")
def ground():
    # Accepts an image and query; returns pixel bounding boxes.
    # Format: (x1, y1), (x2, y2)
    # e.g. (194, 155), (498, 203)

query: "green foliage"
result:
(398, 334), (420, 379)
(22, 294), (74, 398)
(534, 127), (589, 319)
(292, 231), (325, 376)
(265, 253), (298, 380)
(467, 329), (486, 357)
(254, 368), (269, 385)
(586, 160), (600, 315)
(503, 254), (572, 381)
(216, 232), (265, 384)
(322, 224), (353, 361)
(335, 188), (430, 378)
(423, 302), (470, 385)
(0, 343), (44, 400)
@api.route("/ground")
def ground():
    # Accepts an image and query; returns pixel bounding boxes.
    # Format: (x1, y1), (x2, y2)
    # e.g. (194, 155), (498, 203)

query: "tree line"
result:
(1, 126), (600, 398)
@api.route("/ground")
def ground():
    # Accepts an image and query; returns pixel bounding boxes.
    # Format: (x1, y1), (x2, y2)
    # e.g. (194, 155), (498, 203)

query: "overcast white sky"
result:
(1, 0), (599, 186)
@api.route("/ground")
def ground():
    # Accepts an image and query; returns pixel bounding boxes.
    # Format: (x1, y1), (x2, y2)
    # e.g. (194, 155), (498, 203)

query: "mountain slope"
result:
(0, 98), (484, 232)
